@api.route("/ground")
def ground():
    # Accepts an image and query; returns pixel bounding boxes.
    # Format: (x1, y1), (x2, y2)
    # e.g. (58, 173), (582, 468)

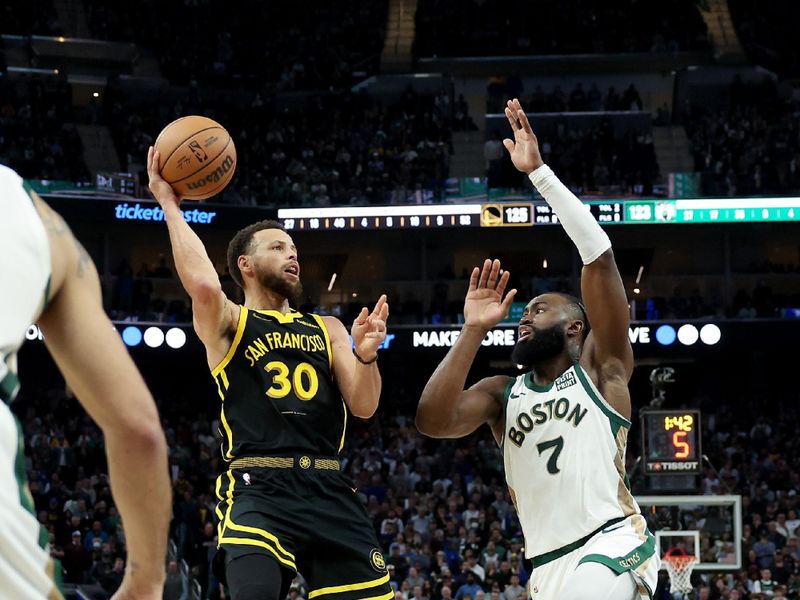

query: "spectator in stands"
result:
(455, 572), (482, 600)
(163, 559), (188, 600)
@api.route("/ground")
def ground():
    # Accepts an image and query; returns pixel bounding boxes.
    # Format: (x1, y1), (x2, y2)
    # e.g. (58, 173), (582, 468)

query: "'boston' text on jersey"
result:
(507, 397), (588, 447)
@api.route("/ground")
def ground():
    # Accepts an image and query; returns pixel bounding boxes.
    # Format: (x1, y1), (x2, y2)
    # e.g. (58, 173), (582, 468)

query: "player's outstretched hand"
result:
(351, 294), (390, 361)
(503, 98), (544, 175)
(464, 259), (517, 332)
(147, 145), (182, 210)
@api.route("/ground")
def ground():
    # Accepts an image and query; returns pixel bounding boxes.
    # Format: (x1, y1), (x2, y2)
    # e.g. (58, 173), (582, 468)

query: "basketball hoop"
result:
(663, 548), (698, 594)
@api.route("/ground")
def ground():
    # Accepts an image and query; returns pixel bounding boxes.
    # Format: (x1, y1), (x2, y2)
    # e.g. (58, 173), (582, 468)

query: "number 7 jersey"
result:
(211, 306), (346, 461)
(502, 363), (640, 559)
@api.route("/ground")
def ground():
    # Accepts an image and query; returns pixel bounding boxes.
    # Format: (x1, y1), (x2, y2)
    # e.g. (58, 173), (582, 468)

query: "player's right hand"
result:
(147, 145), (181, 209)
(503, 98), (544, 174)
(463, 259), (516, 332)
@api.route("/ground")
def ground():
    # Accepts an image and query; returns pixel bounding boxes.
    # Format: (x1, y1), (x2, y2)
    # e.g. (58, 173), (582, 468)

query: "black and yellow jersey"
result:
(211, 306), (346, 460)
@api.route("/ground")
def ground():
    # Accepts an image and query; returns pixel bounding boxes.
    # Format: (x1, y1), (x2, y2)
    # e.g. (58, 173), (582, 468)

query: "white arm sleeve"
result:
(528, 164), (611, 265)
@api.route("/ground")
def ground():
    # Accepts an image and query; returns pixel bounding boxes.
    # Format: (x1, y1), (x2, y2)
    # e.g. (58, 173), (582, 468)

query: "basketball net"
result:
(663, 548), (698, 594)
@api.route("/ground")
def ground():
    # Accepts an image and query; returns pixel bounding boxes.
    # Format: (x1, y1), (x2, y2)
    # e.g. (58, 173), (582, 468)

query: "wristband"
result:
(353, 348), (378, 364)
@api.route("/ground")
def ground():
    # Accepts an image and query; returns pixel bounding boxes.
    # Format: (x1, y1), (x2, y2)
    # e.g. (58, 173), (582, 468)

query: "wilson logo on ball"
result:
(187, 155), (235, 190)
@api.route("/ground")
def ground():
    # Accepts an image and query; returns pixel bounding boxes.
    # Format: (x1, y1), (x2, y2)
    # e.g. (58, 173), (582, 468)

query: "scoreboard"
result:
(278, 197), (800, 231)
(641, 409), (702, 475)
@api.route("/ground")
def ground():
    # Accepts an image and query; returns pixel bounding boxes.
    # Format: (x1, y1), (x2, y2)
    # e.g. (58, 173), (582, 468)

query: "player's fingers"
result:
(371, 294), (387, 316)
(379, 302), (389, 321)
(370, 318), (386, 333)
(147, 146), (154, 174)
(364, 331), (386, 339)
(487, 259), (501, 289)
(477, 259), (492, 288)
(501, 288), (518, 313)
(496, 269), (511, 296)
(468, 266), (480, 292)
(516, 105), (534, 135)
(504, 106), (519, 131)
(502, 139), (515, 154)
(353, 306), (369, 325)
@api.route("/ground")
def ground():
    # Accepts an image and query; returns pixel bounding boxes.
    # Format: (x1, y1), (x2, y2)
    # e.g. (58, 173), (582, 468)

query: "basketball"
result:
(154, 115), (236, 201)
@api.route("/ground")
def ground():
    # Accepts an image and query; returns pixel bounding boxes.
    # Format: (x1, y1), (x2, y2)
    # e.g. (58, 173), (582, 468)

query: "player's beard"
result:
(257, 269), (303, 306)
(511, 323), (566, 368)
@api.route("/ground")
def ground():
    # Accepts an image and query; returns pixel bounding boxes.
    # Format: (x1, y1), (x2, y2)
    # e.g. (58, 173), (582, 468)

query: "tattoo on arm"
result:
(75, 240), (92, 277)
(37, 200), (71, 236)
(33, 193), (93, 277)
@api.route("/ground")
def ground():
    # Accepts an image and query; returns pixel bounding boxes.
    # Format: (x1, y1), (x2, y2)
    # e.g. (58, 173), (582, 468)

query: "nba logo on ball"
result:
(188, 140), (208, 162)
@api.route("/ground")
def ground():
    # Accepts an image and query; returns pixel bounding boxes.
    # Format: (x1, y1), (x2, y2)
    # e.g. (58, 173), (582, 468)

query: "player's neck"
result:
(244, 287), (292, 313)
(528, 354), (575, 388)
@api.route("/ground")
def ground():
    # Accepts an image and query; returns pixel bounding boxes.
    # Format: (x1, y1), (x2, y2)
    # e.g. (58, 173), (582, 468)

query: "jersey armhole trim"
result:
(499, 376), (515, 450)
(574, 363), (632, 429)
(310, 314), (334, 371)
(211, 305), (248, 377)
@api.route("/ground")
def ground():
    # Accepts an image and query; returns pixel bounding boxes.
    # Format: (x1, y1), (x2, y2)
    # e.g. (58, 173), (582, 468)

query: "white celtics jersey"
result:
(0, 164), (60, 598)
(502, 362), (640, 560)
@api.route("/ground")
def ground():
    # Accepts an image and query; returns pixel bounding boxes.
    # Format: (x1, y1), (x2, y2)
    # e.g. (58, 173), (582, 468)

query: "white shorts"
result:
(528, 515), (660, 600)
(0, 404), (61, 598)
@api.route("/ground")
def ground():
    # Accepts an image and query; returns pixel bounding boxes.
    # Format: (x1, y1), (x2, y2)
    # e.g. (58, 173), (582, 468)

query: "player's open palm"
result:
(503, 98), (544, 174)
(464, 259), (517, 332)
(147, 145), (181, 209)
(351, 294), (390, 359)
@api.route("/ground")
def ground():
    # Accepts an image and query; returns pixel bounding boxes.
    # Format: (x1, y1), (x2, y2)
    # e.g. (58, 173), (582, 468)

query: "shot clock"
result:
(641, 409), (702, 475)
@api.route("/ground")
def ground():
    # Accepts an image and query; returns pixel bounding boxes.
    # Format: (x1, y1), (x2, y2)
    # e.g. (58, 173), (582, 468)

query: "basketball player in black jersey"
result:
(147, 147), (393, 600)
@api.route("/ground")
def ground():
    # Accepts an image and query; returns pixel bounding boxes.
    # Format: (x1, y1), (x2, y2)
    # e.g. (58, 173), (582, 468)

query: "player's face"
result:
(510, 295), (568, 367)
(249, 229), (302, 303)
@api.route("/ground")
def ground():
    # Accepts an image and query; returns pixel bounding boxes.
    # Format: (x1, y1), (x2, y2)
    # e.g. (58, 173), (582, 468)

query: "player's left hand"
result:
(351, 294), (389, 361)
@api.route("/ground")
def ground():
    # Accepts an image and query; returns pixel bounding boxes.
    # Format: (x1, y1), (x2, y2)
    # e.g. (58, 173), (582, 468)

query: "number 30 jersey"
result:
(211, 306), (345, 461)
(502, 363), (641, 559)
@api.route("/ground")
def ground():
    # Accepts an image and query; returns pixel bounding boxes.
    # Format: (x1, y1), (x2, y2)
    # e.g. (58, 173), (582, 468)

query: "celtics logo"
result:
(369, 548), (386, 572)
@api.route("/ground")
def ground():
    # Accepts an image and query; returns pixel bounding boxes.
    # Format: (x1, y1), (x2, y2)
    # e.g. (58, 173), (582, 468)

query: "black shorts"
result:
(213, 456), (392, 600)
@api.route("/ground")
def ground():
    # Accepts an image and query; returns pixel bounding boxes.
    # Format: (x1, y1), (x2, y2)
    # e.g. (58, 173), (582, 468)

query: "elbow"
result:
(107, 417), (167, 457)
(350, 401), (378, 420)
(415, 402), (443, 437)
(188, 276), (222, 304)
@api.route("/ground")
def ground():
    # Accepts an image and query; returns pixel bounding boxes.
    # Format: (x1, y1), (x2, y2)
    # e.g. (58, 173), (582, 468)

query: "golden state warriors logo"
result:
(299, 456), (311, 469)
(369, 548), (386, 572)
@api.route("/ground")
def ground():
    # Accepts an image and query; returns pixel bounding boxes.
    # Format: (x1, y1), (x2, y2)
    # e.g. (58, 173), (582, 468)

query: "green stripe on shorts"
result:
(13, 415), (49, 548)
(578, 530), (656, 575)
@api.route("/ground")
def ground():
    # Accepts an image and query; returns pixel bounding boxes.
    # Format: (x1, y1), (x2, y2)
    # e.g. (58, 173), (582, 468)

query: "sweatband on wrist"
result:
(528, 164), (611, 265)
(353, 347), (378, 365)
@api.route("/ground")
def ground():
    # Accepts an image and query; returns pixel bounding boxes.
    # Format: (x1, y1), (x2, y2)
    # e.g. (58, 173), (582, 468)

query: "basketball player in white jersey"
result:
(0, 164), (171, 599)
(416, 99), (659, 599)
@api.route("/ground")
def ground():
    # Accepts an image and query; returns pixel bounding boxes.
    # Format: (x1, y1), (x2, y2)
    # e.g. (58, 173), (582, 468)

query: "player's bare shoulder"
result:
(30, 192), (95, 299)
(579, 332), (632, 420)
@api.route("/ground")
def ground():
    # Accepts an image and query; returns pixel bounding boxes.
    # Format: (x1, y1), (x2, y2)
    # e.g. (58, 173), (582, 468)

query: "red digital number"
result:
(672, 431), (690, 458)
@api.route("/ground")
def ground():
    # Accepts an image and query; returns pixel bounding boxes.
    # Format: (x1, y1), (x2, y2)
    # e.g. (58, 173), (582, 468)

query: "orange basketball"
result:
(154, 115), (237, 201)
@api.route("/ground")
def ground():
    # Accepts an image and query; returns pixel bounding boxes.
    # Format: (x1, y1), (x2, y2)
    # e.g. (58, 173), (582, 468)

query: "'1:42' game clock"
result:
(641, 409), (702, 475)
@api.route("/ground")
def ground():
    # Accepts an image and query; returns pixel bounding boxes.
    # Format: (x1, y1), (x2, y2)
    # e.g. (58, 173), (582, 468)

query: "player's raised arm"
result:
(147, 146), (237, 350)
(503, 99), (633, 380)
(324, 294), (390, 418)
(416, 260), (516, 439)
(33, 197), (170, 600)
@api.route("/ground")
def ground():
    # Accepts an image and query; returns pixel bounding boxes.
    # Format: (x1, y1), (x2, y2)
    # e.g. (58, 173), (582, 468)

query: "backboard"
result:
(635, 495), (742, 571)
